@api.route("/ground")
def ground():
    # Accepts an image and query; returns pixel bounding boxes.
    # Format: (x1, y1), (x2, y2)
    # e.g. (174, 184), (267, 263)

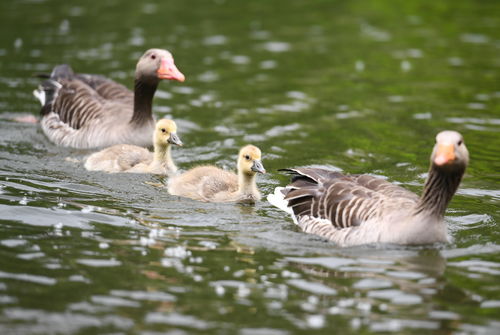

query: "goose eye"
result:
(151, 54), (156, 60)
(244, 155), (250, 160)
(458, 140), (463, 146)
(161, 128), (166, 133)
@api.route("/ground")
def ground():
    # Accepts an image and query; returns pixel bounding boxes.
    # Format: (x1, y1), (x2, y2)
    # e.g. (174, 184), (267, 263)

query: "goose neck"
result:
(131, 79), (158, 124)
(415, 165), (464, 217)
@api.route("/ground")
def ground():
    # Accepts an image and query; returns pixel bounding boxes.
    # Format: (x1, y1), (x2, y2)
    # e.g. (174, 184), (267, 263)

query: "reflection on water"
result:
(0, 0), (499, 333)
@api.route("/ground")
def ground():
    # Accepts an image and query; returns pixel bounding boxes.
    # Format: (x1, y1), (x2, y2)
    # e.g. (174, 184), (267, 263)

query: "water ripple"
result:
(0, 271), (56, 286)
(145, 312), (213, 329)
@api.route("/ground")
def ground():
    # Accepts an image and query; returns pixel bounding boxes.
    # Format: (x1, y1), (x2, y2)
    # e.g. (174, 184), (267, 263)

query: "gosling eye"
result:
(161, 128), (166, 133)
(457, 140), (463, 146)
(244, 155), (250, 160)
(151, 54), (156, 60)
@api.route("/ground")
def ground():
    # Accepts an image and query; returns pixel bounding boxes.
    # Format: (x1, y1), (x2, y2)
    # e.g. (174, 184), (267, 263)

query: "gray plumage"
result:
(33, 49), (184, 149)
(267, 131), (469, 247)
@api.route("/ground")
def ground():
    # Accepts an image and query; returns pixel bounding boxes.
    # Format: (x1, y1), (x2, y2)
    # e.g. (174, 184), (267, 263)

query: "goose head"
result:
(431, 130), (469, 171)
(136, 49), (185, 83)
(237, 145), (266, 176)
(154, 119), (183, 147)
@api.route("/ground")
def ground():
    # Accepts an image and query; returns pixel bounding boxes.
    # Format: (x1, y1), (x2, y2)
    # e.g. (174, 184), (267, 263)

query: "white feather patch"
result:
(33, 89), (45, 106)
(267, 187), (299, 225)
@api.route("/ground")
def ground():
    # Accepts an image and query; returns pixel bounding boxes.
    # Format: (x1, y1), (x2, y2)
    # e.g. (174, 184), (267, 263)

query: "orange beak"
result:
(434, 143), (455, 166)
(157, 57), (185, 82)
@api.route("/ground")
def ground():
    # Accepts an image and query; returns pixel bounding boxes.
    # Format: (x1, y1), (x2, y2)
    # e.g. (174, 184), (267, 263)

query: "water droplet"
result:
(14, 38), (22, 50)
(306, 314), (325, 329)
(448, 57), (464, 67)
(203, 35), (227, 46)
(59, 20), (70, 35)
(81, 206), (95, 213)
(401, 60), (411, 72)
(261, 41), (291, 53)
(461, 33), (490, 44)
(355, 60), (365, 72)
(260, 60), (277, 69)
(213, 285), (224, 296)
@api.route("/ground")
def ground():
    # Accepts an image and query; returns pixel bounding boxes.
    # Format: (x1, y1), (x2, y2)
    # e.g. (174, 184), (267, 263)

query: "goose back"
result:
(279, 168), (419, 231)
(37, 65), (153, 149)
(269, 167), (443, 246)
(75, 73), (132, 102)
(268, 131), (469, 247)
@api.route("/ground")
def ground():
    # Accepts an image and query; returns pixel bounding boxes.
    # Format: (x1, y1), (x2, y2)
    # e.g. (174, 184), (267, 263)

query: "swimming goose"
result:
(168, 145), (266, 203)
(33, 48), (185, 149)
(84, 119), (182, 174)
(267, 131), (469, 246)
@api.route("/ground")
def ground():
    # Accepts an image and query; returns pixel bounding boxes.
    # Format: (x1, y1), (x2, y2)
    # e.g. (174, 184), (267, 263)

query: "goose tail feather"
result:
(33, 88), (46, 106)
(267, 187), (298, 225)
(33, 64), (74, 109)
(33, 64), (75, 115)
(34, 79), (63, 114)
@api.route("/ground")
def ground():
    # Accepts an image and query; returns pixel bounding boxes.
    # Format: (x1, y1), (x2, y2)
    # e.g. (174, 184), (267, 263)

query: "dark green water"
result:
(0, 0), (499, 334)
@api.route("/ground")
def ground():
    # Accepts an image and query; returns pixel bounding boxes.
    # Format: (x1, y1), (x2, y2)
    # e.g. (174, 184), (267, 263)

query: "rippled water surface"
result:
(0, 0), (499, 334)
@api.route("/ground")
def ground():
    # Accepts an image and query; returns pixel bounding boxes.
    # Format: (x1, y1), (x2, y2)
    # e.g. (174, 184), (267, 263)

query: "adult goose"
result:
(267, 131), (469, 247)
(84, 119), (182, 175)
(33, 48), (185, 149)
(168, 145), (266, 203)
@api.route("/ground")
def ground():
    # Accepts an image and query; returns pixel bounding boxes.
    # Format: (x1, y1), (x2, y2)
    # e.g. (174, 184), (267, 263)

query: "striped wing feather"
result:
(76, 74), (132, 101)
(350, 174), (419, 201)
(40, 65), (132, 130)
(281, 168), (417, 229)
(49, 79), (107, 130)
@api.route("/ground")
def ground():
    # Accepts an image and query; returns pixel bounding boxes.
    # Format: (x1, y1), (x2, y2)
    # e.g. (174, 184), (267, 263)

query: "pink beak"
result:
(157, 57), (185, 82)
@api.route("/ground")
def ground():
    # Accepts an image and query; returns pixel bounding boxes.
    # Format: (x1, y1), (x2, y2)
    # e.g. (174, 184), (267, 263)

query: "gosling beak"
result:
(168, 133), (183, 146)
(157, 57), (185, 82)
(434, 143), (455, 166)
(251, 160), (266, 174)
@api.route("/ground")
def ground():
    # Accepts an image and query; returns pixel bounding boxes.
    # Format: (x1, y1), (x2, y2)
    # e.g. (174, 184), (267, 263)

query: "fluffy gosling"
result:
(168, 145), (265, 203)
(84, 119), (182, 174)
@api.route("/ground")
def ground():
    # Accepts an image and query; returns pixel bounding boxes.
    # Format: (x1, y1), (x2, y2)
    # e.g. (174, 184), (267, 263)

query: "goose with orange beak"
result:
(268, 130), (469, 247)
(34, 48), (185, 149)
(433, 131), (461, 167)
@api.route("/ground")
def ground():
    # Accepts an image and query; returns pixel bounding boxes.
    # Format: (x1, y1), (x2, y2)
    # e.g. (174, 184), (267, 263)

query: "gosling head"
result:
(153, 119), (183, 147)
(136, 48), (185, 83)
(237, 145), (266, 176)
(431, 130), (469, 172)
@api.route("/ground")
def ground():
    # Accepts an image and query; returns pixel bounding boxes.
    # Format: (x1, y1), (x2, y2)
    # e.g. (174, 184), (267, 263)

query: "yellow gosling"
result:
(84, 119), (182, 175)
(168, 145), (265, 203)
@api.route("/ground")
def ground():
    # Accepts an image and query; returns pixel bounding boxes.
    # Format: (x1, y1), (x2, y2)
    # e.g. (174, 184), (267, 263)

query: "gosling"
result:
(168, 145), (266, 203)
(84, 119), (182, 175)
